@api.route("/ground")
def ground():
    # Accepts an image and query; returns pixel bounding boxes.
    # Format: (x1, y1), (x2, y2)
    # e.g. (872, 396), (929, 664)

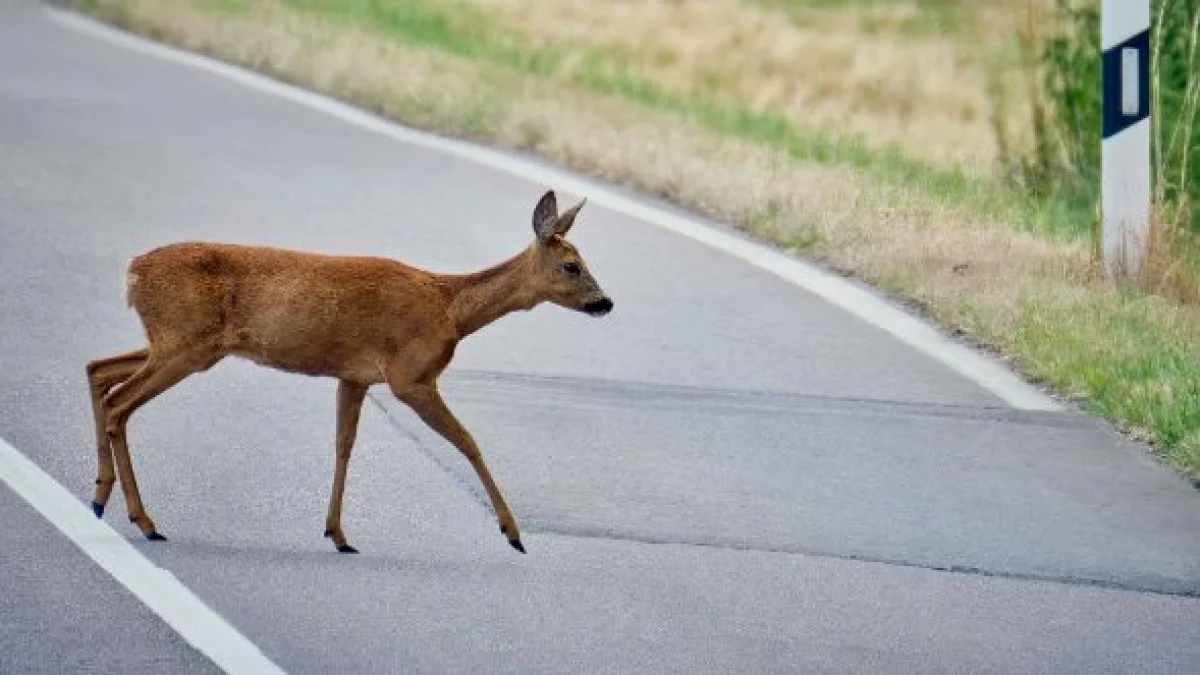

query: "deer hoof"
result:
(336, 544), (359, 554)
(499, 524), (525, 553)
(146, 531), (168, 542)
(91, 501), (105, 519)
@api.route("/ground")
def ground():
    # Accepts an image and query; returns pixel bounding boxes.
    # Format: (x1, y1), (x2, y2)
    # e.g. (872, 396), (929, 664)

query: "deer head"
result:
(529, 190), (613, 317)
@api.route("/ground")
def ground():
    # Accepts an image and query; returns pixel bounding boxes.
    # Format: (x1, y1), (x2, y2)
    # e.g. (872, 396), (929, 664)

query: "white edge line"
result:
(44, 7), (1062, 412)
(0, 438), (287, 675)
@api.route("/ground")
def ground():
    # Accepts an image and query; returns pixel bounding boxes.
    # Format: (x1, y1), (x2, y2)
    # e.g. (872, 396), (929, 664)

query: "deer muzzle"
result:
(583, 297), (614, 317)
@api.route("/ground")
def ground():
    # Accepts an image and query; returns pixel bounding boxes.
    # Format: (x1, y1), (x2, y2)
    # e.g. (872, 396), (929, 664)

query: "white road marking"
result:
(44, 7), (1062, 411)
(0, 438), (288, 675)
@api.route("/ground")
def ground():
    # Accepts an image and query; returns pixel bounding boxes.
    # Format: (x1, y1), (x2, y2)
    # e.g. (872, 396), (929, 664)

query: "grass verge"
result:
(287, 0), (1094, 238)
(69, 0), (1200, 482)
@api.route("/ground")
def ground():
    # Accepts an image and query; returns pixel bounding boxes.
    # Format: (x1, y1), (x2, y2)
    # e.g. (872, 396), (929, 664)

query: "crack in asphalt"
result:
(367, 391), (1200, 601)
(438, 368), (1086, 429)
(368, 393), (491, 508)
(531, 527), (1200, 599)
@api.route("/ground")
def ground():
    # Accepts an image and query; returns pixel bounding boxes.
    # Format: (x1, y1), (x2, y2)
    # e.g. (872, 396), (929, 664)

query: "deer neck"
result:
(443, 249), (539, 338)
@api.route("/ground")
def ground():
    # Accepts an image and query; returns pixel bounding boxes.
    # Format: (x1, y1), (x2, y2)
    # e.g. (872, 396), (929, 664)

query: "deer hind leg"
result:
(324, 380), (367, 554)
(102, 349), (216, 540)
(394, 381), (525, 554)
(86, 348), (150, 518)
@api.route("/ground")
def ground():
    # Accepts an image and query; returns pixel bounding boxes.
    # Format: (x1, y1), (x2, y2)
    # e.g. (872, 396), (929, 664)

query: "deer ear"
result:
(532, 190), (558, 241)
(553, 198), (586, 237)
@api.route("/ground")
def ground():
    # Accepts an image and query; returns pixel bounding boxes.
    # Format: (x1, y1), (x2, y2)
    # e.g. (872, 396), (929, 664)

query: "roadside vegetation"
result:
(71, 0), (1200, 482)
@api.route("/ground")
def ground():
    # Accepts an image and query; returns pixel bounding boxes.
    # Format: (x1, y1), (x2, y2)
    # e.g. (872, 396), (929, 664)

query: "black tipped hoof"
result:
(91, 501), (105, 519)
(336, 544), (359, 554)
(509, 539), (526, 554)
(146, 531), (168, 542)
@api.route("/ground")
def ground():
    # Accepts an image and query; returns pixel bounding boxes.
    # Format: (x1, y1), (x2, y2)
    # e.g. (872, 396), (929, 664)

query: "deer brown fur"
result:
(86, 190), (612, 554)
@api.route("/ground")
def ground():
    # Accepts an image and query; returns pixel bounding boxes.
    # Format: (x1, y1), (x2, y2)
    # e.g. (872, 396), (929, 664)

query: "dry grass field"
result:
(455, 0), (1031, 172)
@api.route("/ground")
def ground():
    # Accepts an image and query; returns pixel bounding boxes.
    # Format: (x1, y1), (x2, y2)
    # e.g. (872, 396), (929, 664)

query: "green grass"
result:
(267, 0), (1094, 239)
(752, 0), (977, 37)
(1013, 292), (1200, 470)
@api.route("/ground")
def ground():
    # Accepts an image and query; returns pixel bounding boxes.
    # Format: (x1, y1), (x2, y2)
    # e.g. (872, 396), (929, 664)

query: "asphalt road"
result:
(2, 3), (1199, 674)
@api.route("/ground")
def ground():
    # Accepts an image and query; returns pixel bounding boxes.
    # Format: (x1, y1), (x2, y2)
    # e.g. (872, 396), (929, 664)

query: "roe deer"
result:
(86, 190), (612, 554)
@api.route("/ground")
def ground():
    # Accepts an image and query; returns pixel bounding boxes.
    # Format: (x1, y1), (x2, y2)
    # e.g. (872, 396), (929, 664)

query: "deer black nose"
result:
(584, 297), (613, 317)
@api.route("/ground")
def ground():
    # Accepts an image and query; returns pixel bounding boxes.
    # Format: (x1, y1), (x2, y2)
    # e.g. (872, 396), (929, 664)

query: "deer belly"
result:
(229, 331), (382, 381)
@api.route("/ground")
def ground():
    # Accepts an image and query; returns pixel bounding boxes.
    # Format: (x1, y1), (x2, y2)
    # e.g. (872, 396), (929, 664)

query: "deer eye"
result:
(562, 262), (581, 276)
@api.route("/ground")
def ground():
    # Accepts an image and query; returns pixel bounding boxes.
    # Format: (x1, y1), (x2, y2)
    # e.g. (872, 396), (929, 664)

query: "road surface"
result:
(1, 3), (1198, 674)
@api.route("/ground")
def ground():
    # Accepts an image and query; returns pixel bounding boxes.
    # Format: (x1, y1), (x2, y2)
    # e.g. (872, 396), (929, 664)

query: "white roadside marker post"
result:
(1101, 0), (1151, 278)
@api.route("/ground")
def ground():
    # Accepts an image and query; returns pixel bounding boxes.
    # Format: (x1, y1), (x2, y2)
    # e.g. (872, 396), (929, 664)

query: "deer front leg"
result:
(325, 380), (367, 554)
(395, 383), (525, 554)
